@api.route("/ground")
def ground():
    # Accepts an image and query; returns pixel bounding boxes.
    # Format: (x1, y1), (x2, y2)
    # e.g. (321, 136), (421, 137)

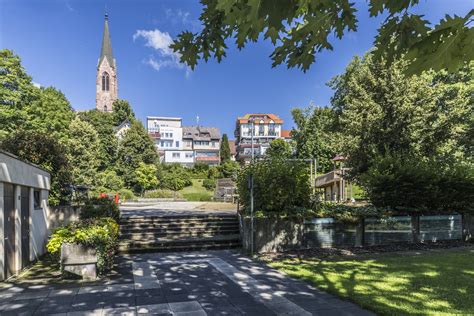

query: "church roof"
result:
(99, 14), (114, 68)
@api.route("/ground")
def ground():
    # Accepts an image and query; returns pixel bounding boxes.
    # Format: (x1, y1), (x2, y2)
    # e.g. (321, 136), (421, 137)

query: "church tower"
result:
(96, 13), (118, 112)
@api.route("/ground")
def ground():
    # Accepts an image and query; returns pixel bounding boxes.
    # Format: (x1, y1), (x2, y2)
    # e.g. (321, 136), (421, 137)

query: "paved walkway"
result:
(0, 250), (374, 315)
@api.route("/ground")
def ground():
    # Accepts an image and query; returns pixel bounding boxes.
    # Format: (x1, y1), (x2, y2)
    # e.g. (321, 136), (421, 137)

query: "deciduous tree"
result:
(172, 1), (473, 74)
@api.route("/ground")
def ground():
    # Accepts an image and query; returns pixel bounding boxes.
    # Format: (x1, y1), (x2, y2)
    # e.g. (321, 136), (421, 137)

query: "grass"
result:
(269, 249), (474, 316)
(179, 179), (213, 201)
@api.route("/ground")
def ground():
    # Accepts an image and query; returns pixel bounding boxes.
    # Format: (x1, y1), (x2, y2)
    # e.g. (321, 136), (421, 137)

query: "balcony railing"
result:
(315, 168), (350, 187)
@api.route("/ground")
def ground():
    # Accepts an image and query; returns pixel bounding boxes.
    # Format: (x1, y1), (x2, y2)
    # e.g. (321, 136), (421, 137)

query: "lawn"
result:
(269, 249), (474, 316)
(179, 179), (213, 201)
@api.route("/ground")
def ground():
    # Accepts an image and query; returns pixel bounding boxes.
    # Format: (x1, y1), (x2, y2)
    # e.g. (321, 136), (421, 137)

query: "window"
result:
(211, 141), (216, 147)
(176, 141), (180, 147)
(172, 153), (180, 158)
(185, 153), (193, 158)
(269, 120), (275, 136)
(102, 72), (110, 91)
(34, 190), (41, 209)
(259, 123), (264, 136)
(104, 105), (108, 112)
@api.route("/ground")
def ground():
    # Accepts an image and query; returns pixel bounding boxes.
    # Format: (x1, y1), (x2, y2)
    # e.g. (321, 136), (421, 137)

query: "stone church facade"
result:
(96, 14), (118, 112)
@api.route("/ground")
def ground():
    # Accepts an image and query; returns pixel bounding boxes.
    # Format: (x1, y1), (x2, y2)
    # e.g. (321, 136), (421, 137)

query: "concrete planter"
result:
(61, 243), (98, 280)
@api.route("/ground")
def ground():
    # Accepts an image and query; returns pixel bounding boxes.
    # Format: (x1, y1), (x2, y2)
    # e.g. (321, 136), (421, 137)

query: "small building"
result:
(114, 119), (131, 140)
(0, 150), (51, 280)
(315, 155), (354, 202)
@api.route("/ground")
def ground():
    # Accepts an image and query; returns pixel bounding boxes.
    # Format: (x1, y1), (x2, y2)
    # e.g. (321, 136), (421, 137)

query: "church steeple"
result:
(96, 13), (118, 112)
(99, 13), (115, 69)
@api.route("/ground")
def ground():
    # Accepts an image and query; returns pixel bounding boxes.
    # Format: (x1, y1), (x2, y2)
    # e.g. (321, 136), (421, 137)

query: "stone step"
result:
(119, 216), (238, 224)
(120, 226), (239, 234)
(119, 222), (239, 230)
(120, 230), (240, 240)
(119, 241), (242, 253)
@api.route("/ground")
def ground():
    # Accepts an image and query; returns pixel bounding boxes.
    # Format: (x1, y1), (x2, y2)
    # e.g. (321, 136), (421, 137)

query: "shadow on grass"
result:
(271, 249), (474, 315)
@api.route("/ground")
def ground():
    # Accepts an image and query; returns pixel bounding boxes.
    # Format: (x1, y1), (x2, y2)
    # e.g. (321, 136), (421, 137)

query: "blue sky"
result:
(1, 0), (472, 137)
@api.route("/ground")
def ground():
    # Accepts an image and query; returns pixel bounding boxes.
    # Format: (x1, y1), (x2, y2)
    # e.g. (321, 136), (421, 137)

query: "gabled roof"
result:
(99, 14), (115, 68)
(182, 126), (221, 140)
(237, 113), (283, 124)
(114, 119), (131, 132)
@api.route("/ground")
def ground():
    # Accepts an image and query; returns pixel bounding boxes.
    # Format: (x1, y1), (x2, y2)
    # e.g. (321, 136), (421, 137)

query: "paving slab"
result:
(0, 250), (374, 315)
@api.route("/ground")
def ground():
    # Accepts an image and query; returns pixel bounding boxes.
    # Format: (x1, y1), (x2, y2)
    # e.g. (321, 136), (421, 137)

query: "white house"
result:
(146, 116), (194, 165)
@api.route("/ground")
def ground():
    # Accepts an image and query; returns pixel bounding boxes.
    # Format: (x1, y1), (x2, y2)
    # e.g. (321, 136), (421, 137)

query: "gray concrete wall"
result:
(241, 214), (465, 254)
(0, 151), (50, 190)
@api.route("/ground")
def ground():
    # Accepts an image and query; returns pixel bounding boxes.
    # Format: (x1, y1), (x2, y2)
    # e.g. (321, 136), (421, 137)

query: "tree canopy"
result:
(172, 1), (473, 74)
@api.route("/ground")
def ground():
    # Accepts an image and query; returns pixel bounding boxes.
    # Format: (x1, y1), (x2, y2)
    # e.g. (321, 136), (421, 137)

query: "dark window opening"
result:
(102, 72), (110, 91)
(34, 190), (41, 209)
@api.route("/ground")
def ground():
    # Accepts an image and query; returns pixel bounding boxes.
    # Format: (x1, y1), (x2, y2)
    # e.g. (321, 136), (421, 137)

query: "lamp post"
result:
(249, 118), (255, 256)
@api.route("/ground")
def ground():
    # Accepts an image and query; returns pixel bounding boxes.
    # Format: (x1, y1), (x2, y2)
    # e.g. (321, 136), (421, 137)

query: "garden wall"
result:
(49, 206), (82, 229)
(240, 214), (464, 254)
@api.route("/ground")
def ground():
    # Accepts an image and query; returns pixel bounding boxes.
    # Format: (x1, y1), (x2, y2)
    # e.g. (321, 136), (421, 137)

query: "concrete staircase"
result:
(118, 214), (241, 253)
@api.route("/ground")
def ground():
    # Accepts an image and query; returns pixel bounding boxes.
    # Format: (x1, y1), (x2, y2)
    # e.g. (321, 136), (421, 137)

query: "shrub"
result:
(46, 217), (119, 275)
(360, 156), (474, 215)
(144, 189), (183, 199)
(118, 188), (135, 200)
(202, 178), (216, 191)
(80, 197), (120, 221)
(160, 163), (192, 190)
(217, 161), (240, 179)
(237, 159), (310, 215)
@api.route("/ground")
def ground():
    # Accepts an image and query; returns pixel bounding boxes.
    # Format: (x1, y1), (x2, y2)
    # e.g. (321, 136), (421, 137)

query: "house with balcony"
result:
(183, 126), (221, 166)
(234, 113), (284, 163)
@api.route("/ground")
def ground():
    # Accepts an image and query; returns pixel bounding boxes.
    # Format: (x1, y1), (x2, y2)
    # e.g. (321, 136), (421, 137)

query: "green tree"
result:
(77, 110), (118, 170)
(330, 55), (473, 177)
(135, 162), (159, 195)
(25, 87), (75, 144)
(0, 130), (72, 205)
(217, 160), (240, 179)
(291, 105), (341, 173)
(220, 133), (231, 162)
(112, 99), (135, 126)
(172, 1), (473, 74)
(66, 117), (101, 188)
(0, 49), (39, 139)
(265, 138), (292, 160)
(117, 120), (158, 188)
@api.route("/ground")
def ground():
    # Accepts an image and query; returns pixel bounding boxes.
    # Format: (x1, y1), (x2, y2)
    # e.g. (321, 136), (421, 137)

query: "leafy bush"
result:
(118, 188), (135, 200)
(80, 197), (120, 221)
(144, 189), (183, 199)
(160, 163), (192, 191)
(202, 178), (216, 191)
(217, 161), (240, 179)
(46, 217), (119, 275)
(313, 202), (388, 223)
(237, 159), (310, 215)
(191, 162), (210, 178)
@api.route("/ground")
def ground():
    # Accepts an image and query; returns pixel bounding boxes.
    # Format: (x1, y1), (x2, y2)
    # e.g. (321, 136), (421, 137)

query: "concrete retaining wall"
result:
(241, 214), (467, 254)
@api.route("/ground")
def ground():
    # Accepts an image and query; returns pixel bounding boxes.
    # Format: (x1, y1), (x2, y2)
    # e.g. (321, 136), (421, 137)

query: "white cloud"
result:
(32, 82), (41, 88)
(133, 29), (190, 77)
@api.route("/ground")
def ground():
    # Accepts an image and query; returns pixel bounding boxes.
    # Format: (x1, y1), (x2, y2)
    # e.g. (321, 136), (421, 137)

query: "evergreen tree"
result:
(117, 120), (158, 190)
(77, 110), (118, 170)
(67, 117), (102, 188)
(220, 133), (231, 162)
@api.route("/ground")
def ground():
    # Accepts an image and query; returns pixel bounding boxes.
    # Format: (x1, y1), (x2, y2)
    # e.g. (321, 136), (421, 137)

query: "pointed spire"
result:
(99, 13), (114, 68)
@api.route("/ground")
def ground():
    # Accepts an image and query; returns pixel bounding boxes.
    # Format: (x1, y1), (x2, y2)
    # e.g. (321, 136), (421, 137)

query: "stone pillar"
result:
(411, 215), (421, 243)
(462, 214), (473, 242)
(355, 218), (365, 247)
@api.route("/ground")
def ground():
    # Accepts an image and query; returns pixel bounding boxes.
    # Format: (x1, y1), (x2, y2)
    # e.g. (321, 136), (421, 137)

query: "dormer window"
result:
(102, 72), (110, 91)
